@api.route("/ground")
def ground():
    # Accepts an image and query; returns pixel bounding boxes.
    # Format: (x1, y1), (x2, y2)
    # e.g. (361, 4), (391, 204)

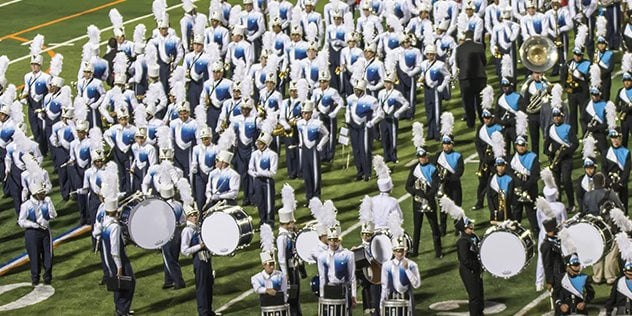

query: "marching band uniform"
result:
(22, 56), (51, 155)
(378, 73), (409, 163)
(396, 35), (422, 119)
(159, 184), (186, 290)
(455, 217), (484, 316)
(76, 64), (106, 129)
(520, 1), (548, 43)
(339, 33), (363, 97)
(487, 157), (515, 222)
(287, 26), (309, 65)
(405, 4), (432, 50)
(181, 205), (217, 316)
(317, 225), (356, 315)
(141, 158), (184, 198)
(595, 37), (615, 102)
(490, 9), (520, 78)
(539, 219), (565, 293)
(104, 109), (138, 192)
(460, 4), (485, 43)
(49, 110), (76, 200)
(0, 107), (15, 196)
(496, 80), (526, 151)
(568, 0), (598, 58)
(205, 150), (240, 206)
(312, 71), (343, 163)
(605, 262), (632, 315)
(231, 101), (259, 205)
(560, 47), (591, 135)
(370, 176), (404, 230)
(301, 1), (325, 47)
(184, 36), (211, 108)
(42, 84), (65, 158)
(436, 136), (464, 235)
(169, 103), (198, 178)
(301, 44), (322, 90)
(149, 18), (184, 94)
(205, 12), (230, 56)
(20, 163), (52, 204)
(473, 110), (502, 209)
(405, 147), (442, 258)
(575, 158), (596, 208)
(584, 87), (611, 153)
(545, 0), (573, 75)
(362, 45), (385, 98)
(6, 133), (42, 215)
(520, 72), (549, 155)
(325, 11), (347, 91)
(80, 155), (108, 226)
(279, 86), (302, 179)
(356, 2), (384, 46)
(510, 136), (540, 227)
(18, 188), (56, 286)
(297, 101), (329, 201)
(276, 208), (301, 315)
(216, 86), (243, 135)
(554, 254), (595, 315)
(433, 0), (458, 36)
(200, 63), (233, 133)
(380, 238), (421, 316)
(129, 129), (157, 192)
(241, 0), (265, 60)
(545, 109), (579, 210)
(603, 129), (631, 212)
(616, 72), (632, 147)
(145, 73), (169, 120)
(190, 127), (217, 211)
(68, 121), (91, 224)
(346, 80), (382, 181)
(252, 253), (288, 313)
(248, 134), (278, 227)
(179, 6), (198, 52)
(225, 25), (255, 72)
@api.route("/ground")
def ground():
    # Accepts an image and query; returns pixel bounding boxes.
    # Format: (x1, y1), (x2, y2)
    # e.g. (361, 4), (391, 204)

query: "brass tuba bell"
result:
(519, 35), (559, 72)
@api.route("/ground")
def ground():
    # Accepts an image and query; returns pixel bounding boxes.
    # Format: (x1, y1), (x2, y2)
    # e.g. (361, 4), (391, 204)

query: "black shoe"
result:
(355, 174), (363, 181)
(99, 278), (104, 285)
(288, 175), (297, 180)
(44, 280), (51, 285)
(471, 203), (483, 210)
(440, 231), (447, 237)
(32, 281), (39, 286)
(363, 176), (370, 182)
(173, 283), (185, 290)
(435, 254), (444, 259)
(162, 283), (174, 289)
(129, 311), (134, 315)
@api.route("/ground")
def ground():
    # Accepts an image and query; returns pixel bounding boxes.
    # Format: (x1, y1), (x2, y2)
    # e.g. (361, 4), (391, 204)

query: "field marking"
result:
(0, 283), (55, 312)
(0, 0), (126, 41)
(216, 192), (413, 313)
(0, 0), (22, 8)
(8, 0), (200, 65)
(514, 291), (550, 316)
(463, 153), (478, 164)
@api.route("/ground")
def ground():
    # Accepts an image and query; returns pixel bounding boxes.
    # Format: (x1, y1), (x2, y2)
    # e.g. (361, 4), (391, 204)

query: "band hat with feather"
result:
(302, 100), (315, 112)
(76, 120), (89, 132)
(217, 150), (233, 164)
(279, 208), (295, 224)
(541, 168), (559, 200)
(515, 135), (527, 145)
(212, 61), (224, 72)
(184, 203), (199, 217)
(552, 107), (564, 116)
(91, 149), (105, 161)
(384, 71), (397, 83)
(327, 223), (342, 239)
(412, 122), (427, 156)
(135, 127), (147, 138)
(265, 72), (277, 84)
(358, 196), (374, 234)
(319, 70), (331, 82)
(82, 61), (94, 73)
(423, 44), (437, 55)
(361, 222), (375, 234)
(232, 25), (245, 36)
(440, 196), (474, 231)
(259, 223), (276, 263)
(148, 64), (160, 77)
(615, 232), (632, 272)
(257, 133), (273, 146)
(193, 34), (204, 45)
(242, 98), (254, 109)
(159, 181), (175, 199)
(354, 79), (367, 91)
(609, 128), (622, 138)
(29, 180), (47, 195)
(364, 43), (377, 53)
(373, 155), (393, 192)
(31, 55), (43, 65)
(200, 126), (212, 139)
(61, 107), (74, 119)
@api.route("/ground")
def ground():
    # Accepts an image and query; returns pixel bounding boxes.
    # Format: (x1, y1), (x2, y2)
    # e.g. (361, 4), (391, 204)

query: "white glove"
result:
(89, 101), (98, 109)
(366, 121), (374, 128)
(316, 144), (324, 152)
(328, 111), (337, 119)
(437, 86), (444, 93)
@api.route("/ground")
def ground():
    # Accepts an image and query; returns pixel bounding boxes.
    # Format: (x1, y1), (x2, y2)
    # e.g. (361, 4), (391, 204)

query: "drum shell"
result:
(318, 298), (347, 316)
(382, 299), (409, 316)
(201, 206), (254, 256)
(562, 215), (614, 267)
(295, 223), (320, 264)
(118, 197), (177, 249)
(479, 222), (535, 278)
(261, 304), (289, 316)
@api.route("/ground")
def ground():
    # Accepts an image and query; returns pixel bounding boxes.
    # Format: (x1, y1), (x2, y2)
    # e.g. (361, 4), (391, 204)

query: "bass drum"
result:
(201, 205), (254, 256)
(369, 230), (413, 264)
(295, 221), (321, 264)
(479, 222), (535, 278)
(119, 198), (176, 250)
(561, 214), (614, 267)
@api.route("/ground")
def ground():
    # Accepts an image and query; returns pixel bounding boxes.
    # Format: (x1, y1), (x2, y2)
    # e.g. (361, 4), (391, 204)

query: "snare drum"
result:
(381, 299), (409, 316)
(479, 222), (535, 278)
(562, 214), (614, 266)
(318, 298), (347, 316)
(370, 230), (393, 264)
(200, 205), (254, 256)
(119, 198), (176, 249)
(261, 304), (289, 316)
(296, 222), (321, 264)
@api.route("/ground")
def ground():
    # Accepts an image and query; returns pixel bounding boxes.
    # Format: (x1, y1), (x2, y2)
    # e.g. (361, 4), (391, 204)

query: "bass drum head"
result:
(296, 229), (320, 264)
(128, 198), (176, 249)
(201, 212), (240, 255)
(370, 234), (393, 264)
(479, 231), (527, 278)
(563, 222), (606, 266)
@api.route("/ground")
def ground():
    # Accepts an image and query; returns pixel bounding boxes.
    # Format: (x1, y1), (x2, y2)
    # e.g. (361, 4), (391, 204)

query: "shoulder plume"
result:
(440, 112), (454, 136)
(372, 155), (390, 180)
(491, 131), (505, 159)
(541, 168), (557, 189)
(480, 85), (494, 110)
(515, 111), (528, 137)
(281, 183), (297, 212)
(260, 223), (275, 253)
(440, 196), (464, 220)
(412, 122), (424, 148)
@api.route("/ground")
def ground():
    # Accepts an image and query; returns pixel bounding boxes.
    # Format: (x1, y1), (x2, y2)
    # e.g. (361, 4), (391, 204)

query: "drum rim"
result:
(201, 208), (252, 255)
(126, 198), (177, 249)
(562, 219), (614, 265)
(370, 234), (393, 264)
(479, 227), (534, 278)
(295, 229), (320, 263)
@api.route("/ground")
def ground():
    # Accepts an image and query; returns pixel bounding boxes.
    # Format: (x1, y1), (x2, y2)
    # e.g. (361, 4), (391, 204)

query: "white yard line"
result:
(514, 291), (550, 316)
(217, 192), (413, 313)
(8, 0), (199, 64)
(463, 153), (478, 164)
(0, 0), (22, 8)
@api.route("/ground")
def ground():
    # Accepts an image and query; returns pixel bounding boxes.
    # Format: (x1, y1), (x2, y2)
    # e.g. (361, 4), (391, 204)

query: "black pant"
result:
(194, 254), (216, 316)
(288, 267), (302, 316)
(513, 201), (539, 236)
(459, 78), (487, 128)
(412, 208), (442, 257)
(553, 159), (574, 207)
(459, 267), (484, 316)
(528, 114), (541, 155)
(568, 91), (588, 136)
(25, 228), (53, 284)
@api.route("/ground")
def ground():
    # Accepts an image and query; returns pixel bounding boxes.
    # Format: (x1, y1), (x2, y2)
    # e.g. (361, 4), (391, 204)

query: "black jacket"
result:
(540, 235), (565, 286)
(455, 40), (487, 80)
(457, 232), (481, 274)
(605, 276), (632, 314)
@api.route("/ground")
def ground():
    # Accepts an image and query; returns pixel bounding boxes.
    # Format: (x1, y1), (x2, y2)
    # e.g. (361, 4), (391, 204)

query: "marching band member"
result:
(545, 0), (573, 76)
(405, 125), (442, 258)
(325, 10), (347, 91)
(43, 55), (66, 156)
(356, 1), (383, 47)
(510, 132), (540, 229)
(617, 56), (632, 147)
(184, 26), (211, 109)
(143, 54), (169, 119)
(276, 188), (301, 315)
(441, 197), (484, 316)
(259, 74), (283, 130)
(302, 0), (325, 47)
(490, 7), (520, 79)
(554, 247), (595, 314)
(68, 119), (92, 224)
(520, 70), (549, 155)
(49, 107), (76, 201)
(605, 233), (632, 314)
(18, 171), (55, 286)
(405, 3), (432, 51)
(585, 69), (614, 154)
(397, 34), (422, 119)
(487, 132), (514, 224)
(225, 25), (254, 75)
(496, 58), (524, 150)
(437, 114), (464, 236)
(484, 0), (502, 40)
(377, 15), (404, 60)
(346, 79), (382, 182)
(249, 51), (271, 102)
(356, 200), (380, 315)
(179, 1), (198, 52)
(312, 70), (343, 163)
(434, 21), (457, 66)
(6, 129), (42, 215)
(280, 81), (303, 179)
(378, 72), (409, 163)
(301, 43), (323, 90)
(149, 12), (184, 94)
(181, 203), (218, 316)
(205, 11), (230, 56)
(534, 181), (567, 291)
(157, 172), (188, 290)
(190, 126), (217, 212)
(20, 154), (52, 204)
(370, 155), (404, 229)
(104, 107), (138, 192)
(231, 99), (259, 205)
(170, 101), (199, 178)
(297, 101), (329, 201)
(76, 61), (105, 129)
(362, 44), (385, 98)
(473, 91), (503, 210)
(339, 32), (362, 97)
(141, 126), (184, 196)
(434, 0), (458, 37)
(380, 214), (421, 316)
(604, 129), (631, 212)
(252, 224), (288, 314)
(520, 0), (548, 43)
(249, 133), (278, 227)
(129, 127), (157, 192)
(458, 3), (484, 43)
(287, 25), (309, 65)
(582, 172), (624, 216)
(216, 81), (244, 135)
(202, 61), (234, 133)
(560, 26), (590, 135)
(205, 150), (240, 207)
(317, 221), (357, 313)
(241, 0), (265, 60)
(575, 137), (598, 207)
(595, 17), (615, 102)
(568, 0), (598, 59)
(21, 38), (51, 153)
(544, 108), (578, 212)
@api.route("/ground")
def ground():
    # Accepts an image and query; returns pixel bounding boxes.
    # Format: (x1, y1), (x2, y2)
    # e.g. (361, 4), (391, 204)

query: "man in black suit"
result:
(456, 31), (487, 128)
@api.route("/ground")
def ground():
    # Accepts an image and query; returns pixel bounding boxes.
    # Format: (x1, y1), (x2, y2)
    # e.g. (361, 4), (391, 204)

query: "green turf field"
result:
(0, 0), (628, 315)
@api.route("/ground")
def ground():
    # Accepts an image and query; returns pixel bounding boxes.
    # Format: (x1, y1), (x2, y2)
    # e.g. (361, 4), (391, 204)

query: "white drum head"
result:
(296, 229), (320, 264)
(479, 231), (526, 278)
(201, 212), (240, 255)
(370, 234), (393, 264)
(563, 222), (605, 266)
(128, 199), (176, 249)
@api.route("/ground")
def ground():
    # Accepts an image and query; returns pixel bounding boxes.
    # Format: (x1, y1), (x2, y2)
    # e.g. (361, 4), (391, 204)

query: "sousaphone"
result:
(519, 35), (559, 72)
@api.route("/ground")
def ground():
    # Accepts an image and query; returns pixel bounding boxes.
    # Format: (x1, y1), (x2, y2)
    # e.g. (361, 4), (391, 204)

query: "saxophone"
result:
(476, 146), (493, 177)
(437, 165), (448, 198)
(413, 178), (432, 212)
(548, 145), (568, 169)
(565, 71), (579, 93)
(620, 101), (631, 121)
(498, 189), (507, 222)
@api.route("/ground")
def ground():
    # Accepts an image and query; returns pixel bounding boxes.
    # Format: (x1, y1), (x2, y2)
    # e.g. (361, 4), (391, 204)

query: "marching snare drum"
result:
(370, 230), (393, 264)
(318, 298), (347, 316)
(296, 222), (321, 264)
(119, 198), (176, 249)
(381, 299), (409, 316)
(261, 304), (289, 316)
(200, 205), (253, 256)
(351, 245), (382, 285)
(562, 214), (614, 266)
(479, 222), (535, 278)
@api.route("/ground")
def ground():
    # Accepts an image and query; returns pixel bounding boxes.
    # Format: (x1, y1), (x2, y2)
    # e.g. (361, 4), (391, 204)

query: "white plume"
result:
(30, 34), (44, 56)
(372, 155), (390, 180)
(260, 223), (275, 253)
(623, 53), (632, 74)
(232, 59), (246, 84)
(89, 127), (104, 151)
(440, 196), (465, 220)
(194, 14), (206, 37)
(590, 64), (601, 89)
(194, 104), (206, 128)
(306, 23), (319, 43)
(491, 131), (505, 159)
(309, 197), (323, 221)
(440, 112), (454, 136)
(101, 163), (119, 201)
(217, 126), (236, 151)
(113, 52), (128, 76)
(616, 232), (632, 262)
(550, 84), (563, 109)
(386, 14), (403, 33)
(541, 168), (557, 190)
(611, 208), (632, 233)
(388, 211), (404, 239)
(515, 111), (528, 137)
(480, 85), (494, 110)
(384, 49), (399, 73)
(0, 56), (9, 80)
(49, 54), (63, 77)
(320, 200), (338, 228)
(156, 125), (172, 149)
(14, 129), (34, 154)
(359, 195), (373, 224)
(536, 197), (556, 220)
(412, 122), (425, 148)
(133, 24), (146, 44)
(109, 8), (124, 29)
(457, 12), (468, 34)
(1, 84), (16, 106)
(559, 227), (577, 255)
(267, 1), (279, 19)
(10, 100), (23, 124)
(87, 25), (100, 46)
(152, 0), (167, 21)
(176, 178), (194, 205)
(296, 79), (309, 102)
(501, 54), (513, 78)
(423, 22), (434, 47)
(229, 6), (242, 27)
(582, 135), (597, 159)
(575, 24), (588, 50)
(596, 15), (607, 38)
(281, 183), (297, 212)
(145, 43), (158, 68)
(606, 101), (617, 131)
(134, 104), (147, 127)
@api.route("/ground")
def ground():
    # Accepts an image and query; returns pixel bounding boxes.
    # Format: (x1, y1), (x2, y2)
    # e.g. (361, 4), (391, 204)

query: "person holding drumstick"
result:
(252, 224), (288, 312)
(276, 184), (301, 316)
(554, 252), (595, 315)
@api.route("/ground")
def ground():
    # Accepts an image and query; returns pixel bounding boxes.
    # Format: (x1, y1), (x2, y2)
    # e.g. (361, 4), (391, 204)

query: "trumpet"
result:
(437, 166), (448, 198)
(620, 101), (630, 121)
(514, 188), (533, 203)
(272, 123), (294, 137)
(494, 46), (502, 59)
(257, 105), (267, 118)
(279, 70), (288, 80)
(548, 145), (568, 169)
(335, 66), (343, 75)
(475, 146), (493, 177)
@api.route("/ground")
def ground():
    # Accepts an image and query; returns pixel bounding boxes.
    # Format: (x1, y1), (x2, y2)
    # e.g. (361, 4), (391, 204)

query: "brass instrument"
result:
(620, 101), (630, 121)
(498, 189), (507, 222)
(450, 68), (460, 89)
(416, 74), (425, 87)
(583, 118), (599, 141)
(220, 119), (229, 132)
(593, 51), (599, 64)
(548, 145), (568, 169)
(335, 66), (342, 75)
(257, 105), (267, 118)
(565, 71), (579, 93)
(526, 87), (550, 114)
(608, 171), (622, 190)
(514, 188), (533, 203)
(519, 35), (559, 72)
(437, 165), (448, 198)
(413, 178), (432, 212)
(494, 46), (502, 59)
(271, 123), (291, 137)
(476, 146), (493, 177)
(278, 70), (288, 80)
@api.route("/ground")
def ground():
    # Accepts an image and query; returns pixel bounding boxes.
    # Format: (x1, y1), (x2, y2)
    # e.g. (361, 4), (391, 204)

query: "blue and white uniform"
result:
(169, 117), (198, 178)
(130, 141), (157, 192)
(380, 258), (421, 315)
(104, 123), (138, 192)
(346, 93), (383, 179)
(205, 165), (240, 205)
(297, 115), (329, 200)
(190, 143), (218, 211)
(248, 147), (278, 227)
